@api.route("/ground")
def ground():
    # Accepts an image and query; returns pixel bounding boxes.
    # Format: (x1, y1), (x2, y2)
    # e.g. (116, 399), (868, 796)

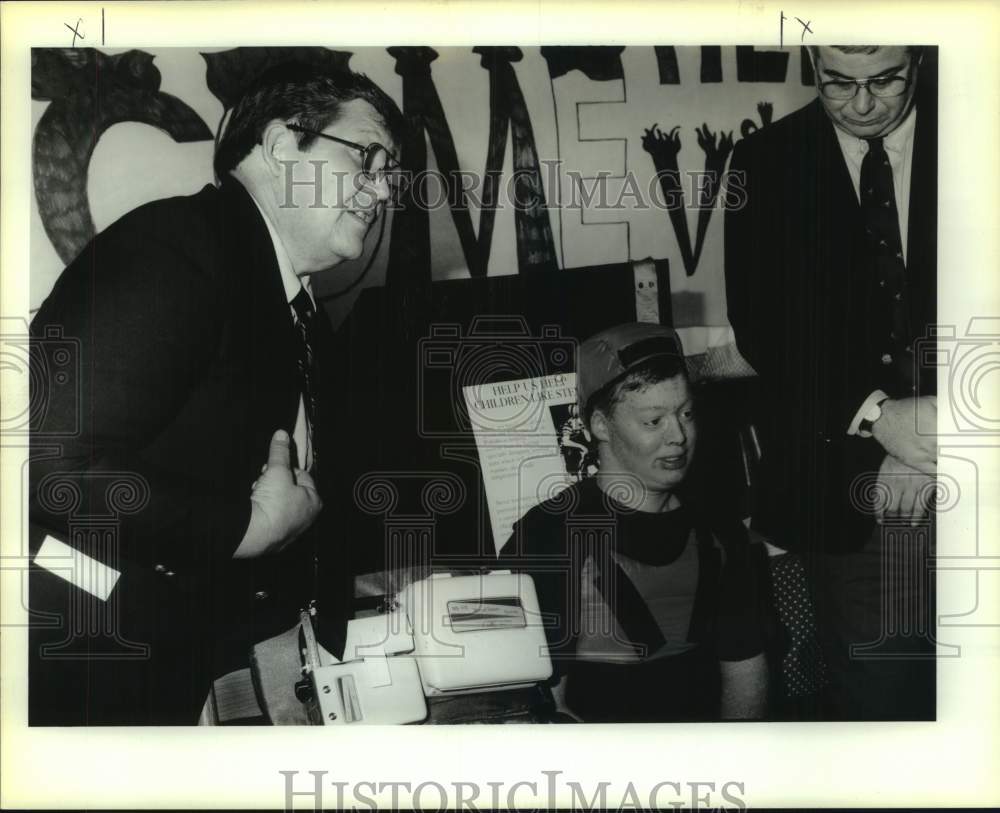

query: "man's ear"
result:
(259, 119), (298, 178)
(589, 409), (611, 444)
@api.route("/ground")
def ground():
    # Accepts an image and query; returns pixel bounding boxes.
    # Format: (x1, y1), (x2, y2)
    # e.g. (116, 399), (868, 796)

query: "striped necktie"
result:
(290, 288), (319, 472)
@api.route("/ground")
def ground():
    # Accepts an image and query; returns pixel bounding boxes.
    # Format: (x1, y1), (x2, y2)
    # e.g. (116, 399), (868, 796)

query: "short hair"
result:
(808, 45), (923, 62)
(214, 62), (407, 179)
(584, 354), (689, 430)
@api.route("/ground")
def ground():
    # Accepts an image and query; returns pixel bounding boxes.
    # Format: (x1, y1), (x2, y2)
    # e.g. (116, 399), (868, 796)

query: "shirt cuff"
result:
(847, 389), (890, 436)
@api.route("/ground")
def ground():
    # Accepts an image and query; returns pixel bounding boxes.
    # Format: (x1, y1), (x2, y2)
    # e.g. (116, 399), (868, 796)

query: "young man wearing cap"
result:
(500, 323), (768, 722)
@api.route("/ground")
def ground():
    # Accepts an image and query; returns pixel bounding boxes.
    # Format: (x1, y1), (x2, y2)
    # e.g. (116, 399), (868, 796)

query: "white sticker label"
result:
(34, 535), (121, 601)
(447, 597), (526, 632)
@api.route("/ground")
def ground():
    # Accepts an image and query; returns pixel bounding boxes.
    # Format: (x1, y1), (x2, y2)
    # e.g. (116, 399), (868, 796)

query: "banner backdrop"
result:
(30, 45), (816, 342)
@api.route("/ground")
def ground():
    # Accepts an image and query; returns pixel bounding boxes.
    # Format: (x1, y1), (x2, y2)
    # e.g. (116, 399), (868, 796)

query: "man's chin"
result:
(838, 117), (891, 138)
(330, 241), (364, 265)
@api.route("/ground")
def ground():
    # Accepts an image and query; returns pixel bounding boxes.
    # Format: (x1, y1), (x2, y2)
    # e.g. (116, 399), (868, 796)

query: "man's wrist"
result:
(867, 396), (896, 444)
(848, 389), (890, 436)
(859, 397), (890, 439)
(234, 501), (271, 558)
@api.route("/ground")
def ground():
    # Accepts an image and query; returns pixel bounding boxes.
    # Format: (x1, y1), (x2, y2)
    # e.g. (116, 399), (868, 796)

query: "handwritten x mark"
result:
(64, 18), (85, 47)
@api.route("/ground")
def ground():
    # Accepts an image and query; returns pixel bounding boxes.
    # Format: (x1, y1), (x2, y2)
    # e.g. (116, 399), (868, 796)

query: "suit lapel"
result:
(810, 100), (862, 229)
(804, 102), (870, 332)
(906, 101), (937, 337)
(219, 181), (302, 449)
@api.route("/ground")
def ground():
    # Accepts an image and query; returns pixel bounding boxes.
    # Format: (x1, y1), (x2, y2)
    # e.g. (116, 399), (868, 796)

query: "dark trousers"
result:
(814, 521), (936, 720)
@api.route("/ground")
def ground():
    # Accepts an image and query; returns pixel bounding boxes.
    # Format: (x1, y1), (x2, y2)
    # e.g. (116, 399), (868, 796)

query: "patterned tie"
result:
(860, 137), (913, 392)
(290, 287), (319, 472)
(768, 553), (828, 698)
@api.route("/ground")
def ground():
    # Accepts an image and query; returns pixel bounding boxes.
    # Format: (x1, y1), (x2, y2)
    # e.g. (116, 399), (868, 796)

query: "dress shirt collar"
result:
(833, 104), (917, 159)
(245, 189), (314, 306)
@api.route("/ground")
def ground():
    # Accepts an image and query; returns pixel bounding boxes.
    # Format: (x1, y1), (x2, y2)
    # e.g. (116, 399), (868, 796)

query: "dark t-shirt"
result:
(500, 479), (764, 721)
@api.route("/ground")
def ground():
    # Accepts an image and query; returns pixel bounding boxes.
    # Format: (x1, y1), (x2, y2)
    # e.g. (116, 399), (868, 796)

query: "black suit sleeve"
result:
(30, 211), (251, 576)
(724, 121), (889, 552)
(726, 131), (889, 436)
(725, 139), (775, 384)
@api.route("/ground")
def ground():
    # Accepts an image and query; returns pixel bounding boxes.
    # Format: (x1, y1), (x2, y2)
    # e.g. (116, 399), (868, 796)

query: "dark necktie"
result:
(860, 137), (913, 392)
(290, 288), (320, 472)
(768, 553), (828, 698)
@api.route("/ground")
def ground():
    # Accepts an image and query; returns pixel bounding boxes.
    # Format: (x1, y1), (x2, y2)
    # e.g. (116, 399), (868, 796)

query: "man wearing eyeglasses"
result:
(724, 46), (937, 720)
(28, 63), (406, 724)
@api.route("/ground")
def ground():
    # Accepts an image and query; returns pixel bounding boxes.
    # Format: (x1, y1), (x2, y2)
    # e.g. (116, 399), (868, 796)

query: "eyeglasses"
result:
(286, 123), (407, 196)
(818, 73), (911, 101)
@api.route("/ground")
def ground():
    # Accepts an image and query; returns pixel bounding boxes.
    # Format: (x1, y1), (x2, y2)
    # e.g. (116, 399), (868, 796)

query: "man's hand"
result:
(875, 454), (934, 526)
(233, 429), (322, 559)
(871, 396), (937, 475)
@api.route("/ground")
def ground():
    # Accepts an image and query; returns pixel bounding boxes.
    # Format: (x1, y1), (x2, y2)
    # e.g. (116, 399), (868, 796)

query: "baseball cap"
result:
(576, 322), (687, 414)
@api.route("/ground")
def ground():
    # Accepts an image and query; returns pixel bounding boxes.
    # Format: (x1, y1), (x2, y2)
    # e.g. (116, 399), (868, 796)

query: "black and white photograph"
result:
(1, 1), (998, 809)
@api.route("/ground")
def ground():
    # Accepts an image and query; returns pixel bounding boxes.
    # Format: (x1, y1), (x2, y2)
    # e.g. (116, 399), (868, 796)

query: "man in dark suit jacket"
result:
(725, 46), (938, 719)
(28, 64), (406, 724)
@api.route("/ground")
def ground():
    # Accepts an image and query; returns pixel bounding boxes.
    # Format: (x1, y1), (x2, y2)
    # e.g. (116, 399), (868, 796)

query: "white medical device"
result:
(300, 572), (551, 725)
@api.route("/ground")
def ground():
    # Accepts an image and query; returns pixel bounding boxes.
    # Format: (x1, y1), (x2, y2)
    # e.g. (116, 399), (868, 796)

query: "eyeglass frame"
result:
(817, 69), (914, 101)
(285, 123), (403, 188)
